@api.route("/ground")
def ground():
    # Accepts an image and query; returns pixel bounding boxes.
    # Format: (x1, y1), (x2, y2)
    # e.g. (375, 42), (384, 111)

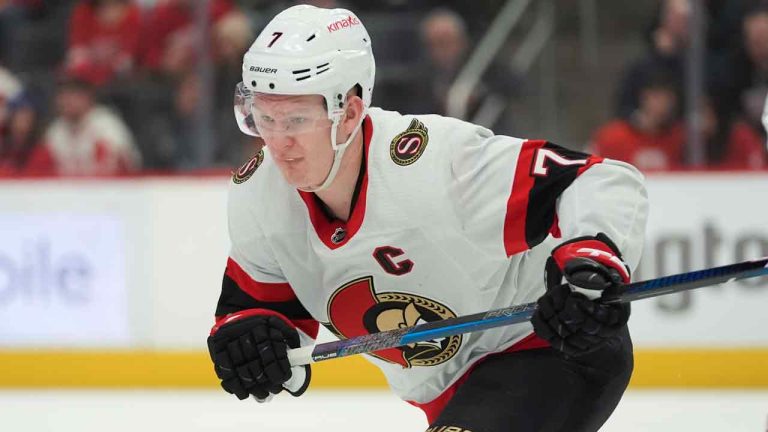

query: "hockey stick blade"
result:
(287, 257), (768, 366)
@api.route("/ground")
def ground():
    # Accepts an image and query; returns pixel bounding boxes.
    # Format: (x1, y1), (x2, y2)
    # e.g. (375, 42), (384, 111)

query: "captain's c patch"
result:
(390, 119), (429, 166)
(232, 149), (264, 184)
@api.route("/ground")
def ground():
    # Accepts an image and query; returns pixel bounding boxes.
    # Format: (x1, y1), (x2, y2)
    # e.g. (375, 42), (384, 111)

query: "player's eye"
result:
(289, 117), (307, 125)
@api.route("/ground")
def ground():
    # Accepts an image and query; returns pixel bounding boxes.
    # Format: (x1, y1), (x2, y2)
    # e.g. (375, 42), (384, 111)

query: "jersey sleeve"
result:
(555, 157), (648, 270)
(214, 185), (319, 343)
(451, 137), (648, 269)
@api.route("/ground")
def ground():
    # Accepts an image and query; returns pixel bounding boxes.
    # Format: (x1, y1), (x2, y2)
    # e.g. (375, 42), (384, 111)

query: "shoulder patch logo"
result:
(390, 119), (429, 166)
(232, 149), (264, 184)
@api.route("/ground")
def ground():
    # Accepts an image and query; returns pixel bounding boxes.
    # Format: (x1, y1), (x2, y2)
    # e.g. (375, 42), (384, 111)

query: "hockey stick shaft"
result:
(287, 257), (768, 366)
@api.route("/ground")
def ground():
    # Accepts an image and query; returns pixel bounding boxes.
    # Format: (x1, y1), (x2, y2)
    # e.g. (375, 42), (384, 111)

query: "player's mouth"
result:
(279, 157), (302, 163)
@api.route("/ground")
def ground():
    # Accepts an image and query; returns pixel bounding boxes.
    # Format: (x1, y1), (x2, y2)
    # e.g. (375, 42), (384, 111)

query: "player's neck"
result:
(314, 135), (364, 222)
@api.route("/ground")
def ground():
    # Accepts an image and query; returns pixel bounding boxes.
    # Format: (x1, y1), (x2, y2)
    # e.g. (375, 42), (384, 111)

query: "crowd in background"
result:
(0, 0), (766, 177)
(591, 0), (768, 171)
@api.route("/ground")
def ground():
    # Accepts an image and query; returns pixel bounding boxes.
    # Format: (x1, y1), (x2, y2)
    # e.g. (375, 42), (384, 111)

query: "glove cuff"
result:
(210, 308), (296, 336)
(551, 233), (630, 284)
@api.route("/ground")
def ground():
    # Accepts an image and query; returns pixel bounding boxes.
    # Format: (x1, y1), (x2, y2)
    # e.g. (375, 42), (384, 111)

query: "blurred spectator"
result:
(132, 5), (253, 170)
(26, 76), (140, 175)
(695, 94), (732, 168)
(743, 5), (768, 80)
(344, 0), (502, 34)
(212, 8), (252, 67)
(717, 86), (768, 169)
(711, 3), (768, 124)
(0, 65), (22, 126)
(130, 0), (246, 170)
(211, 9), (256, 167)
(413, 7), (520, 134)
(0, 65), (42, 174)
(166, 71), (201, 168)
(65, 0), (142, 87)
(735, 5), (768, 111)
(0, 97), (44, 175)
(615, 0), (690, 119)
(140, 0), (234, 77)
(592, 70), (685, 171)
(142, 73), (253, 171)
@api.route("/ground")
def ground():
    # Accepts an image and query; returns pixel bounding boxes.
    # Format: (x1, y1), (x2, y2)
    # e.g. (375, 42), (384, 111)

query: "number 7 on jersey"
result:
(531, 148), (589, 177)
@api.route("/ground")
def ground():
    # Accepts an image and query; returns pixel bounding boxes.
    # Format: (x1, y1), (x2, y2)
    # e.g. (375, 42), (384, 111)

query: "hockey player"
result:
(207, 5), (648, 432)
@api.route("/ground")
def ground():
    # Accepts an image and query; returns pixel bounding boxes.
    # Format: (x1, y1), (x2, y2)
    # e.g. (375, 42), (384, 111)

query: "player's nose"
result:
(263, 134), (296, 150)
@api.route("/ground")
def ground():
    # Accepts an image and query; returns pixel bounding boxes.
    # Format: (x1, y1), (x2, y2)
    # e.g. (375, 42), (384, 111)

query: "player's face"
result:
(251, 94), (334, 189)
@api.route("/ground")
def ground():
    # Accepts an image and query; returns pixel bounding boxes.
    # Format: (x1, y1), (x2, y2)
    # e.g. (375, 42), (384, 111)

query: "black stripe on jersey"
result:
(525, 142), (595, 248)
(214, 274), (313, 319)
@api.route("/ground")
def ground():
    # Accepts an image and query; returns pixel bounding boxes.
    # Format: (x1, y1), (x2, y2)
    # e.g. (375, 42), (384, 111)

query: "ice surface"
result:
(0, 389), (766, 431)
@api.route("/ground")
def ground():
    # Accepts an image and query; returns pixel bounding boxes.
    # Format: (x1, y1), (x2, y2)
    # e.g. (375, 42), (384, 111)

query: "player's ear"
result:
(340, 92), (365, 136)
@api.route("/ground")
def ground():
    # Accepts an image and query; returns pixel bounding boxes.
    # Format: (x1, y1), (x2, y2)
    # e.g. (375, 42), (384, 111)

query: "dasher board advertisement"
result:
(630, 175), (768, 346)
(0, 213), (130, 347)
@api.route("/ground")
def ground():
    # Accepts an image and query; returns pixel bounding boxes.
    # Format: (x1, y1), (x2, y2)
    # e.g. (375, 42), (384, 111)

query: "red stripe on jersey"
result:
(211, 308), (319, 339)
(577, 155), (604, 175)
(503, 140), (545, 256)
(407, 332), (549, 424)
(292, 318), (320, 340)
(225, 257), (297, 302)
(298, 115), (373, 250)
(549, 213), (562, 239)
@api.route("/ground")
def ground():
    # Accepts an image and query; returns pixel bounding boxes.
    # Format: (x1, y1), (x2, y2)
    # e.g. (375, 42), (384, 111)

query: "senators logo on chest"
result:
(390, 118), (429, 166)
(321, 276), (462, 368)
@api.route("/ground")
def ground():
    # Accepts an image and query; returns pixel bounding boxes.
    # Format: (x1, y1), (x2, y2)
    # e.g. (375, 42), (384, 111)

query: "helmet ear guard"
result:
(234, 5), (375, 191)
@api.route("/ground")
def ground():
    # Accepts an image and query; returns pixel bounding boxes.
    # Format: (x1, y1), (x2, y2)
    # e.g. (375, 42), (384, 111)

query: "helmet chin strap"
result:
(298, 109), (366, 193)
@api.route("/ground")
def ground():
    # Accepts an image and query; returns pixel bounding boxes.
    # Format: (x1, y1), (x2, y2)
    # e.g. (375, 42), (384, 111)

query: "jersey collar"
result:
(298, 115), (373, 250)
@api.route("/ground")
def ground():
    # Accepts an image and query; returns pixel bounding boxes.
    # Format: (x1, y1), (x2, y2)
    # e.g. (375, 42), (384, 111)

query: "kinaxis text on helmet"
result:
(327, 15), (360, 32)
(250, 66), (277, 74)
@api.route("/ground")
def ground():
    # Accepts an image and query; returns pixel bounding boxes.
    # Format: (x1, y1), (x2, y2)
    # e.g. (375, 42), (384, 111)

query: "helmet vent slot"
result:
(316, 63), (330, 75)
(306, 34), (316, 42)
(292, 68), (312, 81)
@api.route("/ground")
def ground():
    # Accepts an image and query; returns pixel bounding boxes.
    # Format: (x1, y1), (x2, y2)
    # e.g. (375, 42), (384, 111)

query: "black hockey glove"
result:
(531, 233), (631, 357)
(207, 310), (311, 401)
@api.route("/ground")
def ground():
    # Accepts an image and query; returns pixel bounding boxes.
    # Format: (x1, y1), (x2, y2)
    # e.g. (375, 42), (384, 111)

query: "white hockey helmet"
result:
(234, 5), (375, 191)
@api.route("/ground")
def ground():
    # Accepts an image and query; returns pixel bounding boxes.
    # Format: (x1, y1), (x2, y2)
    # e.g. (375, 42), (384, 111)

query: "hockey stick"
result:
(287, 257), (768, 366)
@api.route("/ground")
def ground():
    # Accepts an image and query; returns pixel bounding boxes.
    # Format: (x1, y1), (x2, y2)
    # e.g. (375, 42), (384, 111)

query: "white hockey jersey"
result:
(215, 107), (649, 405)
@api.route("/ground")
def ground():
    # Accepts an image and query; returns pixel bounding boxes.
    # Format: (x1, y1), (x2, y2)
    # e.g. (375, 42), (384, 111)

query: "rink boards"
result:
(0, 172), (766, 388)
